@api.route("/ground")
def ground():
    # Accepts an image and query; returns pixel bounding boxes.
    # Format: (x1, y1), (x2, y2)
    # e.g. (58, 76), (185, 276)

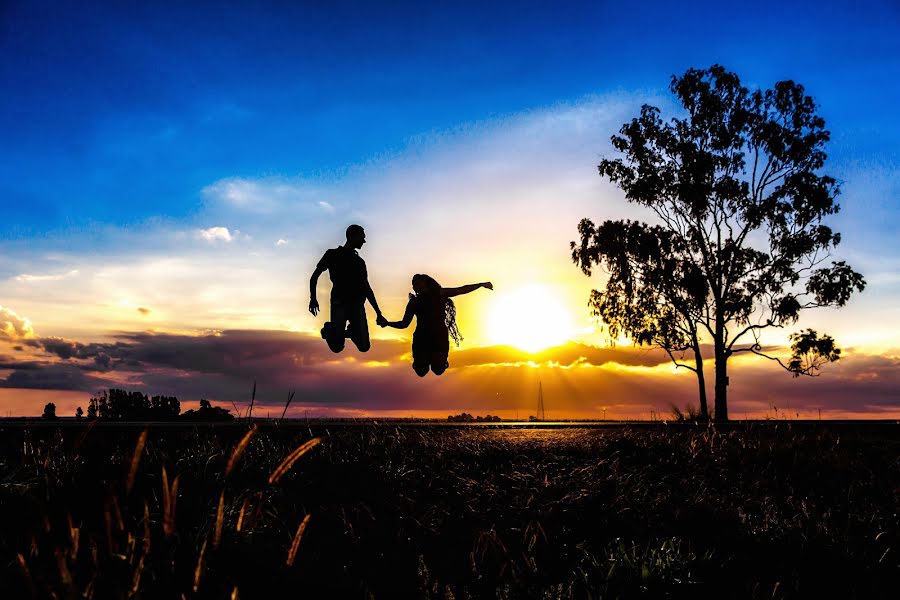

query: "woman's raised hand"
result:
(483, 282), (494, 290)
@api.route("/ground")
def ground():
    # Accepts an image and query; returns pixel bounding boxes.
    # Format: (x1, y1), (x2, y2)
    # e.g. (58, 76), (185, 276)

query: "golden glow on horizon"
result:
(485, 284), (574, 352)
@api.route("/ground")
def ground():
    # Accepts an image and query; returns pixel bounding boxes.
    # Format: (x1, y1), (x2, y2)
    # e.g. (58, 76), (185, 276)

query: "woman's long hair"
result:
(412, 274), (462, 346)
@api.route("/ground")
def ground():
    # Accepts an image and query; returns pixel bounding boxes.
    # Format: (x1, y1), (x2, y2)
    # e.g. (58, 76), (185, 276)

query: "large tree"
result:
(572, 65), (865, 421)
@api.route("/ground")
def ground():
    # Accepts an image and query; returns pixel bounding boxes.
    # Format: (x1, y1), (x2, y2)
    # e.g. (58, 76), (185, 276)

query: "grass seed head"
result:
(194, 539), (208, 593)
(286, 514), (311, 567)
(162, 467), (180, 538)
(268, 437), (321, 485)
(225, 425), (258, 477)
(236, 498), (249, 533)
(126, 429), (148, 495)
(214, 491), (226, 549)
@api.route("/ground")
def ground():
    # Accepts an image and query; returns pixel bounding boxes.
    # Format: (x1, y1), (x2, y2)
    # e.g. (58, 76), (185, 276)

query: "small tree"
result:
(42, 402), (57, 420)
(573, 65), (865, 421)
(75, 406), (84, 420)
(87, 396), (98, 420)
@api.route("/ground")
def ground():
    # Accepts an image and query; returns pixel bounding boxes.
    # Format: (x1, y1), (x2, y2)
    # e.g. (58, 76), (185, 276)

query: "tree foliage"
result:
(41, 402), (57, 420)
(87, 389), (181, 421)
(572, 65), (865, 420)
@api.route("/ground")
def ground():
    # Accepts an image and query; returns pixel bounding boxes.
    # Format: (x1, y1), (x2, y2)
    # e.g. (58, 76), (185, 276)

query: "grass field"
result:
(1, 421), (897, 598)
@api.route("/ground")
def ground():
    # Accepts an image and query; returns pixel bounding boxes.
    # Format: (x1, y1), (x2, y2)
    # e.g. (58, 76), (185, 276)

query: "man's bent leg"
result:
(347, 303), (370, 352)
(326, 302), (348, 353)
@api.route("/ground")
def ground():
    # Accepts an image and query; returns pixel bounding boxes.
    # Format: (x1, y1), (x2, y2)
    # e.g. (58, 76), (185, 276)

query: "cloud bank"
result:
(1, 317), (897, 419)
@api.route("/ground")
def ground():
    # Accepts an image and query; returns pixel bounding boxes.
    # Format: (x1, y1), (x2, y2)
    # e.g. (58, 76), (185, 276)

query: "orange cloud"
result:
(0, 305), (35, 340)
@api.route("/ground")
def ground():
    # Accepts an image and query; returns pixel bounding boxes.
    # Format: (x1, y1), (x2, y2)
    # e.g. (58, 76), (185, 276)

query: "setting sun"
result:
(485, 284), (575, 352)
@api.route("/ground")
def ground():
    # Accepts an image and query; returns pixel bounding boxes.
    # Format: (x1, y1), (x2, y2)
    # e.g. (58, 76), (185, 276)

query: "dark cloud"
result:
(2, 329), (411, 403)
(0, 362), (116, 391)
(113, 330), (407, 376)
(94, 352), (112, 370)
(1, 328), (898, 417)
(39, 337), (82, 360)
(31, 336), (114, 361)
(727, 353), (900, 413)
(15, 331), (735, 377)
(0, 353), (18, 363)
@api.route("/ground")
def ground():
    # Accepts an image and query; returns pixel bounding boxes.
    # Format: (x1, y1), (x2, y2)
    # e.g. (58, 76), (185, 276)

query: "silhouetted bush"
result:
(180, 398), (234, 422)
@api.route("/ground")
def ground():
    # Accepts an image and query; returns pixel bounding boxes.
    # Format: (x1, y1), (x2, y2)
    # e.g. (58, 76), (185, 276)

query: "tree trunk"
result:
(714, 318), (729, 422)
(714, 354), (728, 421)
(693, 343), (709, 420)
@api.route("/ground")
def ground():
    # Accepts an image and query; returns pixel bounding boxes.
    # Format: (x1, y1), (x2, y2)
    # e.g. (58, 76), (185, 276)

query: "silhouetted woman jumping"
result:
(379, 274), (492, 376)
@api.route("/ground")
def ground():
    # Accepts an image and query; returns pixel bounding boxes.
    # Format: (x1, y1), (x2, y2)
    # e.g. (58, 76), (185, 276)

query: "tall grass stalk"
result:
(268, 437), (321, 484)
(280, 390), (296, 421)
(286, 514), (311, 567)
(247, 381), (256, 422)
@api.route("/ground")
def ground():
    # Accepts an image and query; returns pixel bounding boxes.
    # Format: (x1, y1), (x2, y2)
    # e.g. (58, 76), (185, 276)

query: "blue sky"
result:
(1, 1), (899, 417)
(3, 0), (898, 235)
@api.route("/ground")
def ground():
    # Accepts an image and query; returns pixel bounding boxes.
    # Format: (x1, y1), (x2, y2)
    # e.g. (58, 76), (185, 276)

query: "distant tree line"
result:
(78, 389), (233, 422)
(447, 413), (502, 423)
(87, 389), (180, 420)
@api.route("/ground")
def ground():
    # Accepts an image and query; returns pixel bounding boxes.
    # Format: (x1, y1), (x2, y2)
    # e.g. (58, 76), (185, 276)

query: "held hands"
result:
(376, 313), (388, 327)
(309, 298), (319, 316)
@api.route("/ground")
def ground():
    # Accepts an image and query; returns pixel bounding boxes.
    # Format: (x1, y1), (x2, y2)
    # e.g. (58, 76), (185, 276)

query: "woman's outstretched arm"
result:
(384, 298), (416, 329)
(442, 282), (493, 298)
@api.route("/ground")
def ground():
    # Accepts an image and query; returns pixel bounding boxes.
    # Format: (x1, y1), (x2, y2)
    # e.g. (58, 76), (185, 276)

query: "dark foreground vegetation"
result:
(0, 422), (897, 599)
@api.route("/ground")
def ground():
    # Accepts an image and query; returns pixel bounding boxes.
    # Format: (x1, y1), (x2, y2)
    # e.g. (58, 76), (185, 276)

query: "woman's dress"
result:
(409, 294), (450, 367)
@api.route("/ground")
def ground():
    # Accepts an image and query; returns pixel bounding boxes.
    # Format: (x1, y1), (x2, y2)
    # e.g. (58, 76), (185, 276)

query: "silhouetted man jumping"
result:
(309, 224), (383, 353)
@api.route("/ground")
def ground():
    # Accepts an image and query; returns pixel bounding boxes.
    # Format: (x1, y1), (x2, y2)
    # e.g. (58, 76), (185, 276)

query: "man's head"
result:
(345, 224), (366, 249)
